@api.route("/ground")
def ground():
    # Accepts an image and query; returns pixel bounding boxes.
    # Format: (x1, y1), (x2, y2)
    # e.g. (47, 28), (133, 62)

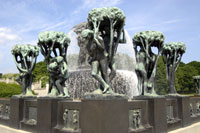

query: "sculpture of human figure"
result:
(136, 111), (141, 128)
(82, 7), (126, 95)
(146, 47), (158, 94)
(63, 109), (69, 128)
(134, 46), (146, 95)
(38, 31), (70, 97)
(48, 56), (69, 96)
(133, 31), (164, 96)
(82, 29), (110, 94)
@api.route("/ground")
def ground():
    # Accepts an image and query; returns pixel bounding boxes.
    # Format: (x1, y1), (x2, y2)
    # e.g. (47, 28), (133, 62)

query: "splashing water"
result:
(64, 28), (139, 99)
(66, 69), (138, 99)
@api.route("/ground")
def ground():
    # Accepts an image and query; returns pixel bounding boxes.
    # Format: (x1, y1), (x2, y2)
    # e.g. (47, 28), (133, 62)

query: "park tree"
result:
(154, 57), (168, 94)
(187, 61), (200, 74)
(32, 60), (49, 87)
(176, 64), (198, 93)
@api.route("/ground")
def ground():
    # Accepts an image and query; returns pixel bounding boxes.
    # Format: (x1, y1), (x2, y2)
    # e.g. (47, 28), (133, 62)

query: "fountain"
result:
(66, 24), (138, 99)
(2, 6), (198, 133)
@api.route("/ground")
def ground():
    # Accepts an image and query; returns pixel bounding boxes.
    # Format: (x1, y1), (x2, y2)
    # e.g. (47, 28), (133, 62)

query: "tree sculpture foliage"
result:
(162, 42), (186, 94)
(81, 7), (126, 94)
(193, 76), (200, 94)
(11, 44), (39, 96)
(38, 31), (70, 97)
(87, 7), (126, 59)
(133, 31), (165, 96)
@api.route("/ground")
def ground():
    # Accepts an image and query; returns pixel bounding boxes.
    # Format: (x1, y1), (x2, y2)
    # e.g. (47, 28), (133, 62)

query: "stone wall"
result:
(0, 96), (200, 133)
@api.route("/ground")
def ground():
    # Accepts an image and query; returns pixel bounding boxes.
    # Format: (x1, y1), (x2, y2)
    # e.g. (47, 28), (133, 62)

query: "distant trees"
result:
(155, 58), (200, 94)
(1, 73), (19, 80)
(32, 60), (49, 87)
(176, 62), (198, 93)
(155, 57), (167, 94)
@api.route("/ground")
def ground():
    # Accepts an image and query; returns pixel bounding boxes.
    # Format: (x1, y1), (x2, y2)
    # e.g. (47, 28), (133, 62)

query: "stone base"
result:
(177, 96), (191, 127)
(133, 96), (167, 133)
(133, 95), (165, 100)
(83, 93), (128, 100)
(81, 96), (128, 133)
(53, 95), (129, 133)
(37, 97), (71, 133)
(52, 100), (81, 133)
(10, 96), (36, 129)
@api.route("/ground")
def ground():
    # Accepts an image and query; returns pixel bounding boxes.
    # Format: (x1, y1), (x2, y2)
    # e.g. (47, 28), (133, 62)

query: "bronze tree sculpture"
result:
(38, 31), (70, 97)
(11, 44), (39, 96)
(81, 7), (126, 94)
(162, 42), (186, 95)
(133, 31), (164, 96)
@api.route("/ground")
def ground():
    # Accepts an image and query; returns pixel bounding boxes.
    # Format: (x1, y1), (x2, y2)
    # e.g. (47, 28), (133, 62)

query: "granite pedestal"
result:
(10, 96), (31, 129)
(0, 99), (10, 126)
(37, 97), (68, 133)
(177, 96), (191, 127)
(81, 94), (128, 133)
(134, 96), (167, 133)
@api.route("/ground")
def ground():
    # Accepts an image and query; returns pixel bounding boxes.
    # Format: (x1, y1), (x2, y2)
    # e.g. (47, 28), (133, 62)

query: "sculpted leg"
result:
(91, 61), (109, 93)
(109, 58), (116, 82)
(99, 58), (110, 93)
(55, 79), (65, 96)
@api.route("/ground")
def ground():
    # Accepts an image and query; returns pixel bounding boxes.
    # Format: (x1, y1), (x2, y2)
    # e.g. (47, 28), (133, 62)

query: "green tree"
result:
(0, 82), (21, 97)
(155, 57), (168, 94)
(2, 73), (19, 80)
(32, 60), (49, 87)
(176, 63), (198, 93)
(187, 61), (200, 74)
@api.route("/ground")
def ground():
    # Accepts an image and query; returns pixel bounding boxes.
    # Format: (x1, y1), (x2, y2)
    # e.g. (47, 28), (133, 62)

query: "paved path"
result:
(0, 124), (29, 133)
(169, 121), (200, 133)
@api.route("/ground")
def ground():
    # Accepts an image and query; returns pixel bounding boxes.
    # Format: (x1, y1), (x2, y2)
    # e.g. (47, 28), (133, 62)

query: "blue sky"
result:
(0, 0), (200, 73)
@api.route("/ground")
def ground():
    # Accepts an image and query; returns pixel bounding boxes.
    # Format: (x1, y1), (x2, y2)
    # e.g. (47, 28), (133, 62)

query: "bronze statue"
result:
(11, 44), (39, 96)
(133, 31), (165, 96)
(38, 31), (70, 97)
(81, 7), (126, 94)
(162, 42), (186, 95)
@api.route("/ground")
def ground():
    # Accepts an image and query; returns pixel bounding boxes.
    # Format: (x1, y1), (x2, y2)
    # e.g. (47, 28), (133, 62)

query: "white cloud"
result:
(127, 19), (181, 32)
(0, 27), (21, 45)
